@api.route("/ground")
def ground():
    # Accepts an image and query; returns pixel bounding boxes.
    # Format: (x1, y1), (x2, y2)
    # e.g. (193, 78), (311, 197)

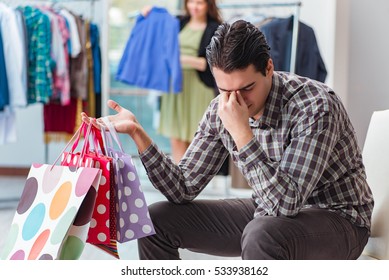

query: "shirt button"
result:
(240, 156), (246, 162)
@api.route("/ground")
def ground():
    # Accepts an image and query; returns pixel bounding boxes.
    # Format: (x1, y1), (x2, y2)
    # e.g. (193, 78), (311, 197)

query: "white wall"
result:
(298, 0), (389, 148)
(346, 0), (389, 147)
(299, 0), (336, 88)
(332, 0), (351, 107)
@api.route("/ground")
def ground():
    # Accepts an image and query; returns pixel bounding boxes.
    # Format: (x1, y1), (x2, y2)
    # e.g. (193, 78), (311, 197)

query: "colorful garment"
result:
(116, 7), (182, 93)
(19, 5), (53, 104)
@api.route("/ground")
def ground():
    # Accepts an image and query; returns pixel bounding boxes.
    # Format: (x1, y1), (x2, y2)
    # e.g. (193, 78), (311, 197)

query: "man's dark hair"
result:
(206, 20), (271, 76)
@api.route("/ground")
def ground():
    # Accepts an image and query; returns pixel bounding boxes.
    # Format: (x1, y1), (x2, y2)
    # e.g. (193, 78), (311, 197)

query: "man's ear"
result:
(266, 59), (274, 76)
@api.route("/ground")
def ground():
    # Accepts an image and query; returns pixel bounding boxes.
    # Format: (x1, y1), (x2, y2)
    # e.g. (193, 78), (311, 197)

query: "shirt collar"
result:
(251, 72), (283, 129)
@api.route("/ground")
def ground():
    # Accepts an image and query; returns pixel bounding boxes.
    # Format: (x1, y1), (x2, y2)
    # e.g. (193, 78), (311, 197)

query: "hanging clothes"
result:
(43, 8), (100, 144)
(14, 8), (28, 99)
(90, 23), (101, 95)
(260, 15), (327, 83)
(59, 8), (81, 58)
(43, 97), (79, 143)
(0, 3), (103, 146)
(85, 20), (95, 117)
(19, 5), (53, 104)
(68, 10), (88, 101)
(39, 5), (71, 106)
(90, 22), (101, 117)
(0, 29), (9, 112)
(0, 3), (28, 145)
(0, 3), (27, 108)
(116, 7), (182, 93)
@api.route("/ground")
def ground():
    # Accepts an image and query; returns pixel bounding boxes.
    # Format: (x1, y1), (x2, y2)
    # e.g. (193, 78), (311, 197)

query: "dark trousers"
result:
(138, 199), (369, 260)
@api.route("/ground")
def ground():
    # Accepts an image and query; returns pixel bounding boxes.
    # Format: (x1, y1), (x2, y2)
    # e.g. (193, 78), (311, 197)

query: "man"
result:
(82, 20), (373, 259)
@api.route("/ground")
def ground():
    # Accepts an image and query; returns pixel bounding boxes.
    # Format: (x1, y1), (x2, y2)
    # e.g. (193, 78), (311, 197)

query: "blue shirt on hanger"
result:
(0, 29), (9, 111)
(116, 7), (182, 93)
(90, 23), (101, 95)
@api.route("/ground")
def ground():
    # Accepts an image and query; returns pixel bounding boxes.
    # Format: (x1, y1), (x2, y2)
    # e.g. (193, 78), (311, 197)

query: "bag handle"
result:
(100, 124), (110, 157)
(100, 117), (124, 153)
(77, 122), (94, 168)
(51, 122), (93, 170)
(70, 121), (87, 153)
(89, 125), (107, 157)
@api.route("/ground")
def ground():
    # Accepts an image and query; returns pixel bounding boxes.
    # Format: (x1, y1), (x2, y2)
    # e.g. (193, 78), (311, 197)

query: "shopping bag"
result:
(100, 117), (155, 243)
(61, 122), (119, 258)
(85, 144), (118, 258)
(0, 162), (101, 260)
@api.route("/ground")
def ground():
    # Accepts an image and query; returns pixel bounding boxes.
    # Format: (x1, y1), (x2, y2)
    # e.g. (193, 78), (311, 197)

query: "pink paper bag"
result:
(0, 163), (101, 260)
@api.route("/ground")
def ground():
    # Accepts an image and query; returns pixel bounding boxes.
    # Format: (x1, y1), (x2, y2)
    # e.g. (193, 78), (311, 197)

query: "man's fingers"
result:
(107, 99), (122, 113)
(81, 112), (89, 123)
(218, 91), (229, 106)
(235, 91), (246, 107)
(228, 91), (237, 103)
(81, 113), (97, 127)
(94, 118), (107, 130)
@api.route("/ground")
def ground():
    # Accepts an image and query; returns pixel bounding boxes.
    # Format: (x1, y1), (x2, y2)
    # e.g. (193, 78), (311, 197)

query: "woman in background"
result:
(146, 0), (222, 163)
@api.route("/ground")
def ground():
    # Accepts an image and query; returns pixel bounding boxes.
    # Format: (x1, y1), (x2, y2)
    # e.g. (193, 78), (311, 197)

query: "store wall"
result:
(298, 0), (336, 88)
(346, 0), (389, 147)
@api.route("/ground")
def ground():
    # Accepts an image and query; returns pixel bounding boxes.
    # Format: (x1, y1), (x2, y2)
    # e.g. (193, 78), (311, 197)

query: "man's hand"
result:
(81, 100), (152, 153)
(217, 91), (254, 150)
(82, 100), (139, 137)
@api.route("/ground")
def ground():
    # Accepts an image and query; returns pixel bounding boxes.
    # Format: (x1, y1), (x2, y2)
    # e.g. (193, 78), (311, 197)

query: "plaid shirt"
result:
(140, 71), (374, 230)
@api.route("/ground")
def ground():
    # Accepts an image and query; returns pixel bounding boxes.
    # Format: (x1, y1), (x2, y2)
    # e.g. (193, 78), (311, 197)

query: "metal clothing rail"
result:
(1, 0), (99, 3)
(218, 2), (302, 9)
(50, 0), (100, 18)
(43, 0), (99, 2)
(2, 0), (100, 15)
(218, 2), (302, 74)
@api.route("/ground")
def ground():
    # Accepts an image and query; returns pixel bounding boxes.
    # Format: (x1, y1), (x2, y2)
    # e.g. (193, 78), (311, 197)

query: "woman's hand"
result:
(141, 5), (153, 17)
(180, 55), (207, 71)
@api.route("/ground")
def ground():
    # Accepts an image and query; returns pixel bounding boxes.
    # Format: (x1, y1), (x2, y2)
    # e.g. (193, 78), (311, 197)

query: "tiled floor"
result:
(0, 166), (249, 260)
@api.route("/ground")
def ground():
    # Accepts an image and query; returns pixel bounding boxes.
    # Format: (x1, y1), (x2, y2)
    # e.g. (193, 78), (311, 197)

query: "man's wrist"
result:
(131, 125), (152, 153)
(234, 130), (254, 151)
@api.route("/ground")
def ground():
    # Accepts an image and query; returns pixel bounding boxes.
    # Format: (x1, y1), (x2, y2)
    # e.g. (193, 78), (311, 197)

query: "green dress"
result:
(158, 25), (215, 142)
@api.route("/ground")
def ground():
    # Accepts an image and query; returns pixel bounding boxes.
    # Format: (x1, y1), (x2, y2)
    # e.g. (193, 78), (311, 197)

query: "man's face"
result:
(212, 61), (274, 120)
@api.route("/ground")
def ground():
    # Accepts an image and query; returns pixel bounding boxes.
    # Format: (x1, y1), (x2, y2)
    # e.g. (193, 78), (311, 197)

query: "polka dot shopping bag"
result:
(61, 122), (119, 258)
(0, 125), (102, 260)
(100, 117), (155, 243)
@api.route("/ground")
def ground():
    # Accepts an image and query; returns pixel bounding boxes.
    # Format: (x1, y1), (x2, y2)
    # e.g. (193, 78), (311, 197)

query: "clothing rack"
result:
(11, 0), (100, 19)
(50, 0), (98, 13)
(37, 0), (102, 164)
(0, 0), (108, 168)
(1, 0), (98, 4)
(218, 2), (302, 74)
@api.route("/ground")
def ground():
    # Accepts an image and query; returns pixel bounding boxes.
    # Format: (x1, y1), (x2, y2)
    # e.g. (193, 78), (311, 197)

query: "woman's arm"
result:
(180, 55), (207, 71)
